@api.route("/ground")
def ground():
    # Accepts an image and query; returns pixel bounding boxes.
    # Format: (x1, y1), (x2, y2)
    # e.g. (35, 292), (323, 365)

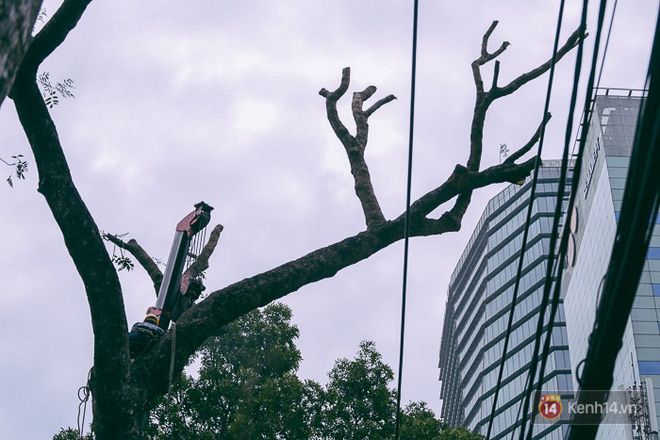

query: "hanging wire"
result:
(77, 368), (92, 439)
(394, 0), (420, 438)
(521, 1), (615, 438)
(484, 1), (569, 438)
(594, 0), (619, 94)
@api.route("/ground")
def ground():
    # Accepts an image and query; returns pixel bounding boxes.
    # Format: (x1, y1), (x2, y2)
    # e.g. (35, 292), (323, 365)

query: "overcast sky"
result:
(0, 0), (658, 438)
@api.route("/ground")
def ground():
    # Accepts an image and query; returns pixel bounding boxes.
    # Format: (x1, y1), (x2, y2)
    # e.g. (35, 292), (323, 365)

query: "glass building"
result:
(438, 161), (574, 439)
(562, 90), (660, 440)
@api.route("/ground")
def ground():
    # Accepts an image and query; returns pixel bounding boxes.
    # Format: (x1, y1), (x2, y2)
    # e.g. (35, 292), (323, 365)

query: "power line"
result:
(567, 8), (660, 437)
(484, 1), (569, 437)
(394, 0), (420, 438)
(524, 1), (621, 439)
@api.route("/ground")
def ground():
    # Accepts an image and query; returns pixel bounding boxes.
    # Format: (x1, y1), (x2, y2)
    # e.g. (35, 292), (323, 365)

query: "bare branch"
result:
(466, 24), (581, 173)
(478, 21), (510, 65)
(409, 157), (537, 219)
(494, 27), (584, 99)
(318, 67), (354, 150)
(471, 20), (510, 94)
(104, 233), (164, 293)
(505, 112), (552, 164)
(491, 60), (501, 90)
(320, 68), (388, 229)
(134, 155), (539, 401)
(365, 94), (397, 117)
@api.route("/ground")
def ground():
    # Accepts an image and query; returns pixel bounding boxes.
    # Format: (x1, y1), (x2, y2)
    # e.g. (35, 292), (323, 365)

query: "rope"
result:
(394, 0), (419, 438)
(77, 368), (92, 439)
(485, 0), (568, 437)
(168, 322), (177, 395)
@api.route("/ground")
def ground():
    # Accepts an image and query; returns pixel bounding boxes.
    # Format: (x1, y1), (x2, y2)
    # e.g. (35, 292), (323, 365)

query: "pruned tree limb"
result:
(319, 67), (396, 229)
(365, 94), (397, 117)
(467, 21), (584, 173)
(505, 112), (552, 164)
(494, 27), (584, 99)
(104, 233), (164, 293)
(472, 21), (510, 94)
(133, 155), (537, 401)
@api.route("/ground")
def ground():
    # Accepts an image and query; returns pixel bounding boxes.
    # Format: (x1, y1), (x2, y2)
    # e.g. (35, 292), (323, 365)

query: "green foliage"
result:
(111, 254), (134, 271)
(38, 72), (75, 109)
(103, 233), (135, 271)
(439, 425), (485, 440)
(52, 427), (93, 440)
(148, 303), (313, 439)
(400, 401), (444, 439)
(145, 303), (479, 440)
(2, 154), (28, 187)
(323, 340), (396, 439)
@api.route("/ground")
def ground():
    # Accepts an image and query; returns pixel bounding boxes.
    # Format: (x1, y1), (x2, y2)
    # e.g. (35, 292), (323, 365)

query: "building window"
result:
(638, 361), (660, 375)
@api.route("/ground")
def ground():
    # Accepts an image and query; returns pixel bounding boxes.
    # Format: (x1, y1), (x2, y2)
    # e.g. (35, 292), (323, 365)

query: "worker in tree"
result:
(128, 314), (165, 359)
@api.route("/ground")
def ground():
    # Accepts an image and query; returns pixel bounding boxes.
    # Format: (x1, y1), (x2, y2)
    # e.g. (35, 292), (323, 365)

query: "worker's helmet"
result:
(144, 314), (159, 326)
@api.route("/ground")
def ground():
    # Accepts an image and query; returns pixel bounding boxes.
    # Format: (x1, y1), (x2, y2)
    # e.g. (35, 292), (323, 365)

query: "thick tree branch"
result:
(365, 94), (397, 117)
(320, 68), (395, 229)
(494, 27), (584, 99)
(11, 77), (134, 436)
(104, 233), (164, 293)
(505, 112), (552, 164)
(466, 23), (582, 173)
(8, 0), (93, 100)
(133, 155), (538, 401)
(318, 67), (352, 142)
(408, 157), (536, 219)
(0, 0), (43, 107)
(471, 21), (510, 94)
(11, 0), (93, 81)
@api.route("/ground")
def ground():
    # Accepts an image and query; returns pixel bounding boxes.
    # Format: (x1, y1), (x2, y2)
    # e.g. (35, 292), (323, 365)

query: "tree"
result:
(323, 340), (396, 439)
(400, 401), (445, 439)
(0, 0), (43, 107)
(58, 302), (483, 439)
(147, 303), (319, 439)
(7, 0), (583, 437)
(146, 303), (477, 440)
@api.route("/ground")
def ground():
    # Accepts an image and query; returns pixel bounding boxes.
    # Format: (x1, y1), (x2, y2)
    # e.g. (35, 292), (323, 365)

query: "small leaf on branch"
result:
(112, 255), (135, 271)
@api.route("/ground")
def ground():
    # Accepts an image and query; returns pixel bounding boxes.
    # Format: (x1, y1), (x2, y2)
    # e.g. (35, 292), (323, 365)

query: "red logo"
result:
(539, 395), (562, 420)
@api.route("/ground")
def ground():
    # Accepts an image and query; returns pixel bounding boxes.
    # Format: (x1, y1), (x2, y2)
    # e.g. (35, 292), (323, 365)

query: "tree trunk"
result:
(0, 0), (43, 107)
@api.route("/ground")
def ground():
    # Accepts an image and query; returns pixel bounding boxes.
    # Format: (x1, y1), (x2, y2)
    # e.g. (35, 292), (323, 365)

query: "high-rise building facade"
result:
(562, 90), (660, 440)
(438, 161), (573, 440)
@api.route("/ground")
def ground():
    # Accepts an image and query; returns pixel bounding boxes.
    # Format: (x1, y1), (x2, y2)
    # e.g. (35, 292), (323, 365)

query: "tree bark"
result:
(0, 0), (43, 107)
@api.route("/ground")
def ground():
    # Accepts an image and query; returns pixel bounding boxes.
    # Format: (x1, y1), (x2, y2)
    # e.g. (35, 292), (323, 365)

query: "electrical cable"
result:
(594, 0), (619, 94)
(519, 0), (603, 434)
(484, 1), (569, 437)
(568, 12), (660, 437)
(524, 1), (618, 438)
(393, 0), (419, 438)
(508, 373), (531, 439)
(77, 368), (92, 439)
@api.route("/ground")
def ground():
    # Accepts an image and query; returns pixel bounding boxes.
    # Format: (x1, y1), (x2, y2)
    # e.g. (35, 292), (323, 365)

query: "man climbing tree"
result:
(7, 0), (583, 437)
